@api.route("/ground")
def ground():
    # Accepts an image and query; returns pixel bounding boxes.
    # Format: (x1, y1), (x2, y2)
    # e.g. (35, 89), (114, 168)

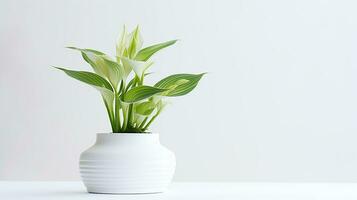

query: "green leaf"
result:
(54, 67), (113, 91)
(135, 40), (177, 61)
(123, 86), (167, 103)
(125, 76), (138, 92)
(54, 67), (115, 113)
(154, 73), (205, 96)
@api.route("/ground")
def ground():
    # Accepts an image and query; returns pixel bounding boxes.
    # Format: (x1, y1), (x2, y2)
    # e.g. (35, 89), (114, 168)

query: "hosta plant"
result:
(55, 26), (204, 133)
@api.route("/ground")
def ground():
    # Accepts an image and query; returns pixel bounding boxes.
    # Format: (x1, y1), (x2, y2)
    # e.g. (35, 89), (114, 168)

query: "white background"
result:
(0, 0), (356, 181)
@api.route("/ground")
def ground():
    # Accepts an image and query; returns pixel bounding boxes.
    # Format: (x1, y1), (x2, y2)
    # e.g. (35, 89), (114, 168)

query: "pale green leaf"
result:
(98, 57), (125, 89)
(121, 57), (153, 81)
(67, 47), (124, 88)
(127, 26), (143, 58)
(67, 47), (106, 73)
(154, 73), (205, 96)
(157, 99), (168, 113)
(67, 47), (106, 55)
(95, 86), (115, 110)
(67, 47), (108, 77)
(135, 40), (177, 61)
(135, 101), (156, 116)
(134, 114), (146, 125)
(116, 25), (127, 59)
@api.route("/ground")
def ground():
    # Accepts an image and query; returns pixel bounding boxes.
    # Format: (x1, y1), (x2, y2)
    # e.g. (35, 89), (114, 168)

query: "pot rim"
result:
(97, 132), (157, 135)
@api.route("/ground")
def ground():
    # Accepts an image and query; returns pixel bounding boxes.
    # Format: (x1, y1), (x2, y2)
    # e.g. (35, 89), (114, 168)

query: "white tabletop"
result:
(1, 181), (357, 200)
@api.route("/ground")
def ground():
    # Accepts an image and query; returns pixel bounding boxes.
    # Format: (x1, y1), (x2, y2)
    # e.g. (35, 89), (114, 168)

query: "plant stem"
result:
(114, 93), (121, 132)
(143, 112), (159, 131)
(103, 98), (115, 132)
(122, 109), (128, 131)
(122, 103), (131, 132)
(138, 117), (148, 130)
(127, 104), (133, 126)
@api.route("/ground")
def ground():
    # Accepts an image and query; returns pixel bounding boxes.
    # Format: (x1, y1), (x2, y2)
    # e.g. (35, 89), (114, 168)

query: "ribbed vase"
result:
(79, 133), (176, 194)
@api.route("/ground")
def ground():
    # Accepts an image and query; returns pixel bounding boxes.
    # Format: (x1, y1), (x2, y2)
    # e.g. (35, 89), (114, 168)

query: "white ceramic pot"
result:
(79, 133), (176, 194)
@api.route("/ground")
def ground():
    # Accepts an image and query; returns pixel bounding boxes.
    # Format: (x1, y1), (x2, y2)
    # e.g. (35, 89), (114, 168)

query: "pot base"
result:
(88, 189), (166, 195)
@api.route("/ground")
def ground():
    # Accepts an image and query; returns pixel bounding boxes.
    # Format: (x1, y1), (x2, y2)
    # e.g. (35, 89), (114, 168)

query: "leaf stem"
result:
(122, 103), (131, 132)
(122, 109), (128, 131)
(103, 98), (115, 132)
(143, 112), (159, 131)
(114, 93), (121, 132)
(138, 117), (148, 130)
(127, 104), (133, 127)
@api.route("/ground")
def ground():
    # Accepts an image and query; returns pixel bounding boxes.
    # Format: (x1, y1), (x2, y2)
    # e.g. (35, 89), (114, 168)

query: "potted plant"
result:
(54, 26), (205, 194)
